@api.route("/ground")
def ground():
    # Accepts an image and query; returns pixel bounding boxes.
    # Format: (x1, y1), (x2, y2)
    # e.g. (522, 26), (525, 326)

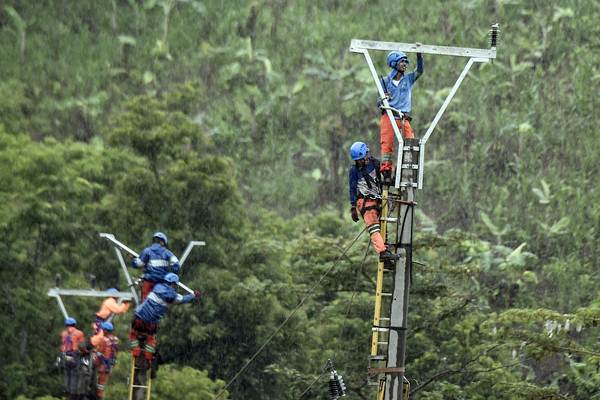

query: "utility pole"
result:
(350, 24), (499, 400)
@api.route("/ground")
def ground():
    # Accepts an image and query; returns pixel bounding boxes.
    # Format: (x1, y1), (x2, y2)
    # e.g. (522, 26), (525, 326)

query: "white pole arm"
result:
(179, 241), (206, 269)
(99, 233), (139, 257)
(177, 281), (194, 295)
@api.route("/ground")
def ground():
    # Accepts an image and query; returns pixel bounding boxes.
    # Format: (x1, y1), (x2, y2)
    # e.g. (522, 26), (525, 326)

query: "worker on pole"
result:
(91, 322), (119, 399)
(379, 50), (423, 182)
(59, 318), (86, 400)
(129, 273), (200, 365)
(348, 141), (397, 263)
(93, 288), (130, 333)
(131, 232), (180, 300)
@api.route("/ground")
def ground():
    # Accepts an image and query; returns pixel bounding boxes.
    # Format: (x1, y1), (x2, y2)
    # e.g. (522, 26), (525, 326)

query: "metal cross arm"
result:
(99, 232), (201, 295)
(348, 24), (499, 189)
(349, 40), (496, 60)
(47, 288), (134, 319)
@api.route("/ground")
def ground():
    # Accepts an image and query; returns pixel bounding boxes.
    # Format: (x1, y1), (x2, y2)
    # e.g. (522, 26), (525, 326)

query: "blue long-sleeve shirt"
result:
(348, 157), (381, 207)
(134, 283), (194, 324)
(131, 243), (180, 283)
(383, 54), (424, 113)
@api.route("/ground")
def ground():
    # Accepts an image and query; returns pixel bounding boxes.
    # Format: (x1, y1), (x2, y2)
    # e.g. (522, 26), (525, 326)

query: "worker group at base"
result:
(56, 232), (201, 400)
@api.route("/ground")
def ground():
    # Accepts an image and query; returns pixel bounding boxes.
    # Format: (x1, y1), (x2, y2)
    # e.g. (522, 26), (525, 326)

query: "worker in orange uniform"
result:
(91, 321), (119, 399)
(59, 317), (86, 400)
(93, 288), (130, 333)
(379, 50), (423, 183)
(348, 141), (397, 263)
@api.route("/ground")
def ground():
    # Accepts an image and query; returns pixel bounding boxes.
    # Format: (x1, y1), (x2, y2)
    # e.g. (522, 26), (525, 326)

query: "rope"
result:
(215, 225), (368, 400)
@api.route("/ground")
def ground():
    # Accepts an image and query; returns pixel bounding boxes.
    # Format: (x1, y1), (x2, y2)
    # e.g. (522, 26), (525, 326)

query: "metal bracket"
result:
(99, 233), (203, 295)
(47, 288), (134, 320)
(349, 31), (498, 190)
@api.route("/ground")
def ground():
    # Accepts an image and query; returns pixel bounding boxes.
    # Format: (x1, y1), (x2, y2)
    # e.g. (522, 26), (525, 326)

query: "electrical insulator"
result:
(328, 372), (340, 400)
(55, 273), (62, 288)
(489, 23), (500, 48)
(336, 374), (347, 397)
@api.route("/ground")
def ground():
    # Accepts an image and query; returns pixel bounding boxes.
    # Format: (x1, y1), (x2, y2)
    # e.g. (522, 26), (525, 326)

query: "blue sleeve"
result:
(348, 167), (358, 207)
(180, 294), (194, 304)
(167, 250), (180, 274)
(414, 54), (424, 82)
(132, 248), (149, 269)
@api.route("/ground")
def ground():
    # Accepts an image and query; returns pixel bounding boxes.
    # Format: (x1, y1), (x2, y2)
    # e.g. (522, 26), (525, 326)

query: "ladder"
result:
(368, 139), (419, 400)
(128, 355), (152, 400)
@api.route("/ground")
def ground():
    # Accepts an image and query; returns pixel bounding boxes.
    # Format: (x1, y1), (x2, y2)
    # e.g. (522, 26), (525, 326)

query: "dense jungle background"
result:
(1, 0), (600, 399)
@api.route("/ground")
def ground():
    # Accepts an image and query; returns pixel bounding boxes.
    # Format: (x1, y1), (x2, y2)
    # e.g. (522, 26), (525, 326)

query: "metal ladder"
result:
(128, 355), (152, 400)
(369, 139), (420, 399)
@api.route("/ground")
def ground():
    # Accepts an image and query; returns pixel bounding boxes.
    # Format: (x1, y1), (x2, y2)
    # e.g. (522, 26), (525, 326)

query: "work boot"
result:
(379, 249), (398, 262)
(380, 162), (394, 186)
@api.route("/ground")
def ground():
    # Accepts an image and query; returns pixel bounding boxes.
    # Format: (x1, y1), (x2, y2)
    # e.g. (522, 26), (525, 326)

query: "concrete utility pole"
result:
(350, 24), (499, 400)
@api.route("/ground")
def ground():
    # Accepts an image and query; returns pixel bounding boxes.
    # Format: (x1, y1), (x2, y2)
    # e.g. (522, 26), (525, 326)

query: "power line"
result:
(215, 226), (368, 399)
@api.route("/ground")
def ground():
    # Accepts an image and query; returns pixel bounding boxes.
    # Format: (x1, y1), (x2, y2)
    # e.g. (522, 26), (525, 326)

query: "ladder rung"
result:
(131, 384), (150, 388)
(372, 327), (389, 332)
(382, 217), (397, 222)
(369, 355), (387, 360)
(377, 341), (389, 346)
(401, 164), (419, 170)
(399, 182), (418, 188)
(380, 317), (390, 321)
(381, 292), (392, 297)
(402, 145), (420, 151)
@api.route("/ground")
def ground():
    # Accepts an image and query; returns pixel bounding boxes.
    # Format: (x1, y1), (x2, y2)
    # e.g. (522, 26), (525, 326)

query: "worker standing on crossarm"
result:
(348, 141), (397, 263)
(131, 232), (180, 300)
(92, 288), (130, 333)
(129, 273), (200, 365)
(91, 322), (119, 399)
(59, 318), (86, 400)
(379, 50), (423, 182)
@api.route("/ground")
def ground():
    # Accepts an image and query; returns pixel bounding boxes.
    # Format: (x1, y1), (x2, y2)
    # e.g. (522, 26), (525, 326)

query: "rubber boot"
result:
(380, 162), (394, 186)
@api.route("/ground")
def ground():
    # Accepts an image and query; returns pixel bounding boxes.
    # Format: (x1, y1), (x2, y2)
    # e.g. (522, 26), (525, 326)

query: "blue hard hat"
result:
(164, 273), (179, 283)
(106, 288), (119, 296)
(387, 51), (409, 70)
(65, 317), (77, 326)
(100, 321), (114, 331)
(350, 141), (369, 161)
(153, 231), (168, 245)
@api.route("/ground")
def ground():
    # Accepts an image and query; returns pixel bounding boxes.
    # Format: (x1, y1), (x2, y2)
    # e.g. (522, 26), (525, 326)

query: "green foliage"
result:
(1, 0), (600, 399)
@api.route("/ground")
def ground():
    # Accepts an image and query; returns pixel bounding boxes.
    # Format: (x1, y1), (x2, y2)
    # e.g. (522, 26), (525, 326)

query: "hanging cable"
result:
(298, 240), (371, 399)
(215, 225), (368, 400)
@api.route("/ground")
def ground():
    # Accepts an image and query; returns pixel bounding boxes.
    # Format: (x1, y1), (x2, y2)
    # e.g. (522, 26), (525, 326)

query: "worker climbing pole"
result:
(349, 24), (499, 400)
(98, 232), (204, 400)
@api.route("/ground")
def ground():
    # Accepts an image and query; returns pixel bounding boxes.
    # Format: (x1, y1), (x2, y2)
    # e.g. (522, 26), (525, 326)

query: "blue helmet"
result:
(65, 317), (77, 326)
(106, 288), (119, 296)
(100, 321), (114, 331)
(153, 231), (168, 245)
(387, 51), (409, 70)
(164, 273), (179, 283)
(350, 141), (369, 161)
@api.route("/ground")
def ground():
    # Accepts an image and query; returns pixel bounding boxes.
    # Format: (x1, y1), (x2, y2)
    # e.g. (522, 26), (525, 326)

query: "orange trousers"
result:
(357, 198), (386, 254)
(380, 114), (414, 164)
(141, 280), (155, 300)
(96, 369), (110, 398)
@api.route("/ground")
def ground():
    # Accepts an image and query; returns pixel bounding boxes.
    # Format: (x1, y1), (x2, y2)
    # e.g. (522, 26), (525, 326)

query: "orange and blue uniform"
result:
(91, 330), (119, 398)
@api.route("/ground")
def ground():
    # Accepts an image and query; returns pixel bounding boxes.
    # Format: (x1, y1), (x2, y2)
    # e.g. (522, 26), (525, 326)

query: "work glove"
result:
(350, 206), (359, 222)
